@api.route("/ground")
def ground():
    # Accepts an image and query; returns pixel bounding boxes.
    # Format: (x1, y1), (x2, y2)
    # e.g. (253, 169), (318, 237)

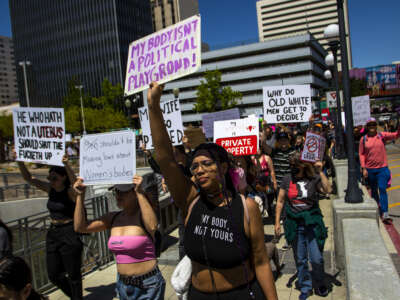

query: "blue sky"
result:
(1, 0), (399, 68)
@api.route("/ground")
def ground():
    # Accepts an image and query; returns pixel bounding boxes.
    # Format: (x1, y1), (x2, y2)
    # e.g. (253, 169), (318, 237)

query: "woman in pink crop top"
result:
(73, 174), (165, 300)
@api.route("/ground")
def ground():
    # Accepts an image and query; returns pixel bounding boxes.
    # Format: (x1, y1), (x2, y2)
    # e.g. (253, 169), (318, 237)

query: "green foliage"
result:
(194, 70), (242, 113)
(63, 78), (128, 134)
(0, 114), (13, 139)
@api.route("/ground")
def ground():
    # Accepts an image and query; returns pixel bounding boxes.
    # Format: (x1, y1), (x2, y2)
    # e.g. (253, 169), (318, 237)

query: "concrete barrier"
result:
(343, 218), (400, 300)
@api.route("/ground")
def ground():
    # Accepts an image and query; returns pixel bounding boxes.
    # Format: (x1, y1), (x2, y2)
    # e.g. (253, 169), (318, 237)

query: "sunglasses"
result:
(367, 123), (377, 127)
(190, 160), (216, 174)
(47, 175), (60, 182)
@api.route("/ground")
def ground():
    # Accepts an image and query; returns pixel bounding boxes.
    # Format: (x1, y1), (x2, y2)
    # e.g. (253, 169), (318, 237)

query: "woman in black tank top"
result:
(16, 155), (83, 300)
(147, 82), (278, 300)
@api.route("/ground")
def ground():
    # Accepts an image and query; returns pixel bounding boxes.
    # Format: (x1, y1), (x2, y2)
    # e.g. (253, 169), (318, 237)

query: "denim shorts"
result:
(115, 268), (165, 300)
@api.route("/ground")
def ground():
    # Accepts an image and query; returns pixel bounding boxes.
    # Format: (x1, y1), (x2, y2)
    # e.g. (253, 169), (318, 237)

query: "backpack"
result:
(362, 133), (384, 149)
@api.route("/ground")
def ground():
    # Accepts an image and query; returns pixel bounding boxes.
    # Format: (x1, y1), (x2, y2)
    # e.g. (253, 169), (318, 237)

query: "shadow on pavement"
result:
(84, 283), (116, 300)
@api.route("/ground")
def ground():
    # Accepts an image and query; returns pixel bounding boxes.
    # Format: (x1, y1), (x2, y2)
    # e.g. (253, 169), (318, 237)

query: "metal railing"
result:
(5, 195), (114, 293)
(5, 191), (179, 293)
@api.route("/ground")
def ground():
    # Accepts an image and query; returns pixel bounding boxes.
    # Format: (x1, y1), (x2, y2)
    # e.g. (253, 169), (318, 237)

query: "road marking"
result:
(392, 174), (400, 178)
(390, 165), (400, 169)
(388, 185), (400, 191)
(389, 202), (400, 208)
(389, 158), (400, 163)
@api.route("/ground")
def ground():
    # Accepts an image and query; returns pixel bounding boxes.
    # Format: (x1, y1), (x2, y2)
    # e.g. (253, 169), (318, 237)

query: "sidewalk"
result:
(49, 197), (346, 300)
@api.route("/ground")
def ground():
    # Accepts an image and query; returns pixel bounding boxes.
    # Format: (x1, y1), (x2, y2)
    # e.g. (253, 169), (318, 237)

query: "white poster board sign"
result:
(79, 130), (136, 185)
(13, 107), (65, 166)
(124, 15), (201, 96)
(139, 99), (184, 149)
(326, 90), (344, 108)
(263, 85), (312, 123)
(301, 132), (326, 163)
(352, 95), (371, 127)
(213, 117), (259, 156)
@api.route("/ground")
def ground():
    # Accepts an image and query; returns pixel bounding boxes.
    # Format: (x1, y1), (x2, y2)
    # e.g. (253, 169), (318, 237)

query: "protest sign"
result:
(301, 132), (326, 163)
(13, 107), (65, 166)
(214, 117), (259, 156)
(79, 130), (136, 185)
(351, 95), (370, 126)
(124, 15), (201, 95)
(202, 108), (240, 138)
(139, 99), (184, 149)
(263, 85), (312, 123)
(184, 127), (206, 149)
(326, 90), (344, 108)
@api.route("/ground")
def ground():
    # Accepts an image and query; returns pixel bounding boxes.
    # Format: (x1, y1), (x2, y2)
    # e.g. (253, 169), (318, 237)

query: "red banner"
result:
(215, 135), (257, 156)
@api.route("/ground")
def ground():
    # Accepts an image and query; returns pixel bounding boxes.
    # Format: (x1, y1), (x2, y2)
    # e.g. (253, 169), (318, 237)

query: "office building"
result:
(157, 34), (328, 124)
(256, 0), (352, 70)
(9, 0), (153, 107)
(0, 36), (18, 106)
(150, 0), (199, 31)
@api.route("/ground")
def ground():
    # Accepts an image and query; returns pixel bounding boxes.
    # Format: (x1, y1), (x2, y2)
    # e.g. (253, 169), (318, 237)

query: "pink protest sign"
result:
(124, 15), (201, 96)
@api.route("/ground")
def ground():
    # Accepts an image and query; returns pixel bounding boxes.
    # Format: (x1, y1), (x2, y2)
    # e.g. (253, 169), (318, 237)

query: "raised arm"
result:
(17, 161), (50, 193)
(73, 178), (110, 233)
(134, 176), (158, 239)
(266, 155), (277, 191)
(147, 82), (197, 215)
(62, 154), (77, 186)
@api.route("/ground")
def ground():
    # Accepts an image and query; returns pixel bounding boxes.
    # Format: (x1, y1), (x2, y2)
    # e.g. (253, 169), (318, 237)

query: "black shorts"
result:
(188, 278), (266, 300)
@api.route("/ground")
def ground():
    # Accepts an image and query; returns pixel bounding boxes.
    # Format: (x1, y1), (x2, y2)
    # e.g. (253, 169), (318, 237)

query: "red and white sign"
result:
(214, 117), (259, 156)
(301, 132), (326, 163)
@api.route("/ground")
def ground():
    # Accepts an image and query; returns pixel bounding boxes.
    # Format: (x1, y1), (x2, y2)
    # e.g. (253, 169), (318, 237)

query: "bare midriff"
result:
(116, 259), (157, 276)
(191, 259), (255, 292)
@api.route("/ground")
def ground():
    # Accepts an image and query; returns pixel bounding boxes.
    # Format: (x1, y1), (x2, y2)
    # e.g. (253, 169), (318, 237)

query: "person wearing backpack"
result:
(359, 117), (400, 222)
(73, 174), (165, 300)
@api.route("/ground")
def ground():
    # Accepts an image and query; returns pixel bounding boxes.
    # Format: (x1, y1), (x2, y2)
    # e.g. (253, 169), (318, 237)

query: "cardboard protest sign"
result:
(124, 15), (201, 95)
(263, 85), (312, 123)
(301, 132), (326, 163)
(13, 107), (65, 166)
(202, 108), (240, 138)
(214, 117), (259, 156)
(351, 95), (370, 127)
(79, 130), (136, 185)
(139, 99), (184, 149)
(184, 127), (206, 149)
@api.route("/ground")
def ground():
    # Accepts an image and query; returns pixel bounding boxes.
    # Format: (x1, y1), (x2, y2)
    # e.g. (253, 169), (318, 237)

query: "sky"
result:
(0, 0), (399, 68)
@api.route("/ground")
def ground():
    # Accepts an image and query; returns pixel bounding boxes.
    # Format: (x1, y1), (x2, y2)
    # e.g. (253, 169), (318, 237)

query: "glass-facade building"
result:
(9, 0), (153, 107)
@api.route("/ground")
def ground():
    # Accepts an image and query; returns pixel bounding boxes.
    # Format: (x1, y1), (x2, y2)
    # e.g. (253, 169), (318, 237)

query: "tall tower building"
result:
(150, 0), (199, 31)
(0, 36), (18, 106)
(256, 0), (352, 69)
(9, 0), (153, 107)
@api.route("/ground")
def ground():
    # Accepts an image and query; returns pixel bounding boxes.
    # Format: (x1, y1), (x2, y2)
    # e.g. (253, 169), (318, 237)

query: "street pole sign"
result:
(326, 90), (344, 108)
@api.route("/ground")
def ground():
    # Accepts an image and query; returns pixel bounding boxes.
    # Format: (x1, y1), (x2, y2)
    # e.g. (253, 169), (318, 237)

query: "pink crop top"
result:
(108, 235), (156, 264)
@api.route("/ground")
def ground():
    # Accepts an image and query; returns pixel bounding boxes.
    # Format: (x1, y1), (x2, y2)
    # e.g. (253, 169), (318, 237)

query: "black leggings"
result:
(46, 223), (83, 300)
(188, 278), (266, 300)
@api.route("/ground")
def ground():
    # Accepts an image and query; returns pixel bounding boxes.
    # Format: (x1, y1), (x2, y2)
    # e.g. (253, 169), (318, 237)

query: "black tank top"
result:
(47, 188), (75, 220)
(184, 193), (251, 269)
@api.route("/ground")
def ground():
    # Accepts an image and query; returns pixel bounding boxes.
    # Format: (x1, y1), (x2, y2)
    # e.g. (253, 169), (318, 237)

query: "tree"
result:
(63, 78), (129, 134)
(194, 70), (242, 113)
(0, 114), (13, 162)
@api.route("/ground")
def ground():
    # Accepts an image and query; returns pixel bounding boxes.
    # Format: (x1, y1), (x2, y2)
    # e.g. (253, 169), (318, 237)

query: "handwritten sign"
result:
(214, 117), (259, 156)
(139, 99), (184, 149)
(79, 130), (136, 185)
(301, 132), (326, 163)
(13, 107), (65, 166)
(202, 108), (240, 138)
(124, 15), (201, 95)
(352, 95), (370, 127)
(263, 85), (312, 123)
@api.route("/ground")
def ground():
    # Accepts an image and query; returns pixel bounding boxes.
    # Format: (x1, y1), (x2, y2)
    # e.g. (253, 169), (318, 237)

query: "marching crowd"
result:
(1, 81), (399, 300)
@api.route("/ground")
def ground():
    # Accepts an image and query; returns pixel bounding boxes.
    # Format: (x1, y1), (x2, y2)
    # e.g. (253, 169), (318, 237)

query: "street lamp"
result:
(323, 25), (346, 160)
(125, 98), (132, 128)
(335, 0), (363, 203)
(18, 61), (31, 107)
(75, 85), (87, 135)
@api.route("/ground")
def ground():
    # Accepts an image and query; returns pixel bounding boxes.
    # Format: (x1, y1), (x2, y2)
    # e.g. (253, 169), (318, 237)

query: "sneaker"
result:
(299, 290), (313, 300)
(282, 243), (291, 251)
(382, 212), (392, 224)
(315, 285), (329, 297)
